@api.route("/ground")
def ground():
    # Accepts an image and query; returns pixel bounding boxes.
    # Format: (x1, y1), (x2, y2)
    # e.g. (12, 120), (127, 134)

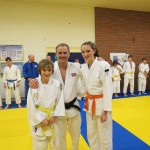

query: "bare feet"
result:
(4, 104), (10, 109)
(114, 93), (119, 98)
(124, 93), (128, 97)
(131, 94), (135, 97)
(0, 106), (2, 110)
(139, 92), (141, 95)
(142, 92), (147, 94)
(18, 104), (22, 108)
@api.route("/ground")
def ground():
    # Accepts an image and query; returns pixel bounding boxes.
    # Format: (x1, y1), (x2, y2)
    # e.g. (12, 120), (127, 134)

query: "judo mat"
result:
(0, 95), (150, 150)
(0, 108), (90, 150)
(112, 96), (150, 146)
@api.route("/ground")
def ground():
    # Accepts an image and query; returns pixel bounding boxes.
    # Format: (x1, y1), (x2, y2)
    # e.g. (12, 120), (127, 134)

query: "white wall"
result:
(0, 1), (95, 99)
(0, 2), (95, 62)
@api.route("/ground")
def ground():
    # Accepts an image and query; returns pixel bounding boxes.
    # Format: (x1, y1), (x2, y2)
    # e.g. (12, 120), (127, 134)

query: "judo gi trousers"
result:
(32, 136), (55, 150)
(112, 80), (120, 93)
(123, 77), (134, 94)
(86, 112), (112, 150)
(138, 78), (146, 92)
(54, 114), (81, 150)
(6, 87), (21, 104)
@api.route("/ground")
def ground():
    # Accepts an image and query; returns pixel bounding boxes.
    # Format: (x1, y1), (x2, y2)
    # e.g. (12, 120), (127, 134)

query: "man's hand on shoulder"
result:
(29, 79), (39, 89)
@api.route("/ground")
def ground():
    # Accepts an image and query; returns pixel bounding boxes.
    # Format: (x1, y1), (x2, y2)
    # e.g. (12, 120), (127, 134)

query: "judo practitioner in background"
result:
(138, 58), (149, 95)
(111, 60), (123, 97)
(123, 55), (136, 97)
(29, 43), (84, 150)
(27, 59), (65, 150)
(2, 57), (22, 109)
(80, 41), (113, 150)
(23, 54), (39, 101)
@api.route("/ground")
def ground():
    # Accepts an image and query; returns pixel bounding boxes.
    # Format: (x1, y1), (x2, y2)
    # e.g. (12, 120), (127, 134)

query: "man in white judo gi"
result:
(30, 43), (84, 150)
(123, 55), (136, 96)
(2, 57), (22, 109)
(138, 58), (149, 95)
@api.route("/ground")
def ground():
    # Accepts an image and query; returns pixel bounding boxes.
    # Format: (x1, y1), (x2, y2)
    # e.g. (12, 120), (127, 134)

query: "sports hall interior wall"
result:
(95, 7), (150, 91)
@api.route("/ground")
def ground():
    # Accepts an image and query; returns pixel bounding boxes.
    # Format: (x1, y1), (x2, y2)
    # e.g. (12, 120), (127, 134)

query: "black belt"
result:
(6, 79), (17, 90)
(65, 97), (81, 112)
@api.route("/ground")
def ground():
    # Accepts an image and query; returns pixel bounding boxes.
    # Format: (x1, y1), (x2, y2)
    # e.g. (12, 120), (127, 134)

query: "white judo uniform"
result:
(111, 65), (123, 93)
(52, 61), (83, 150)
(27, 77), (65, 150)
(80, 58), (113, 150)
(2, 64), (21, 105)
(123, 61), (136, 94)
(138, 63), (149, 93)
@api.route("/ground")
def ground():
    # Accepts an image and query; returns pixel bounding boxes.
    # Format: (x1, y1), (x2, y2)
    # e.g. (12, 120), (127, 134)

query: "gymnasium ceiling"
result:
(2, 0), (150, 12)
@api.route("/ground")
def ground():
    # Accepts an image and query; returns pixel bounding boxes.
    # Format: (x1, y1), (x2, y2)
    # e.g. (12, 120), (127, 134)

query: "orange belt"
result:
(85, 92), (103, 116)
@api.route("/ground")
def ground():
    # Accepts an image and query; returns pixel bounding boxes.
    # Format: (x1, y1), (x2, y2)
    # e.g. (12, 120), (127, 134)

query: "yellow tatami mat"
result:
(112, 96), (150, 146)
(0, 108), (89, 150)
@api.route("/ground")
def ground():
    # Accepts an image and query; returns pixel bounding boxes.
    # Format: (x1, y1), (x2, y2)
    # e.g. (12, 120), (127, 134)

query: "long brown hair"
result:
(81, 41), (98, 57)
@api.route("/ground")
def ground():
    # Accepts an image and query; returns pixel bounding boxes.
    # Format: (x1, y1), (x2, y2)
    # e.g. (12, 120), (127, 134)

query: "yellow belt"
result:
(36, 105), (55, 136)
(126, 72), (133, 74)
(113, 75), (119, 78)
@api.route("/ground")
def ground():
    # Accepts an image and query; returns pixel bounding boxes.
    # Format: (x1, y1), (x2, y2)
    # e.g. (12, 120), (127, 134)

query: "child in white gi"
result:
(111, 61), (123, 97)
(138, 58), (149, 95)
(81, 41), (112, 150)
(123, 55), (136, 97)
(2, 57), (22, 109)
(27, 59), (65, 150)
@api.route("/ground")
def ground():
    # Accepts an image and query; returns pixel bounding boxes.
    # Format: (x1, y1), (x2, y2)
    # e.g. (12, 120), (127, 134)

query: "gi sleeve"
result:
(27, 88), (45, 127)
(2, 68), (7, 83)
(53, 84), (65, 117)
(76, 77), (86, 98)
(102, 62), (113, 111)
(123, 62), (127, 73)
(16, 66), (21, 81)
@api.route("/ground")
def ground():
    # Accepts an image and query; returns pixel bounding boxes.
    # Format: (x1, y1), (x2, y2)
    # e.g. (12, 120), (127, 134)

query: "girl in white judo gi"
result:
(80, 41), (113, 150)
(138, 58), (149, 95)
(27, 59), (65, 150)
(2, 57), (22, 109)
(123, 55), (136, 97)
(111, 61), (123, 97)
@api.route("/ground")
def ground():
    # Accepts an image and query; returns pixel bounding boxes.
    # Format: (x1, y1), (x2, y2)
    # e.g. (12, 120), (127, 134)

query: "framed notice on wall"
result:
(0, 45), (23, 61)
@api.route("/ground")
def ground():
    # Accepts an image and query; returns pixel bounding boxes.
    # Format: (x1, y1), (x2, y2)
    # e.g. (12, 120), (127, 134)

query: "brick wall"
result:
(95, 7), (150, 92)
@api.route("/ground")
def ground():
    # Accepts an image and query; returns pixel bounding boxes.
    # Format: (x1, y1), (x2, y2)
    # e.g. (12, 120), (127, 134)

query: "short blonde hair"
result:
(38, 59), (54, 74)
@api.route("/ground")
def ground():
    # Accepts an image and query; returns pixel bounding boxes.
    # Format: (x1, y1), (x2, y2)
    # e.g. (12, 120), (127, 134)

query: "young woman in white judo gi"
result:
(123, 55), (136, 97)
(80, 41), (113, 150)
(138, 58), (149, 95)
(27, 59), (65, 150)
(29, 43), (84, 150)
(111, 60), (123, 97)
(2, 57), (22, 109)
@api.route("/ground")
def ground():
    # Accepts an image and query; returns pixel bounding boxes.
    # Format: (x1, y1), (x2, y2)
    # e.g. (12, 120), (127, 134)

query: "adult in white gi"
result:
(138, 58), (149, 95)
(123, 55), (136, 97)
(30, 43), (84, 150)
(80, 41), (113, 150)
(27, 59), (65, 150)
(2, 57), (21, 109)
(111, 61), (123, 97)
